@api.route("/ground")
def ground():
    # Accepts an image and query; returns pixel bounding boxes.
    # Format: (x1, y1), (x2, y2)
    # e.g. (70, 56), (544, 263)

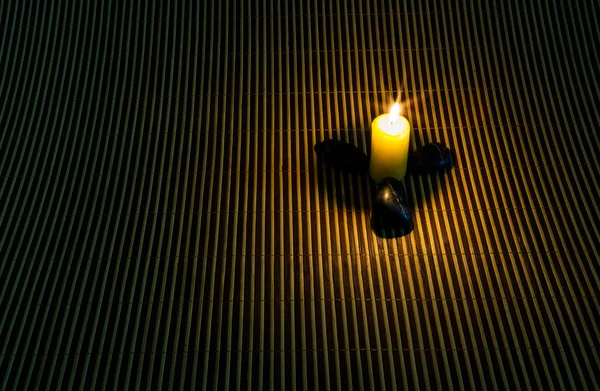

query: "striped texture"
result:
(1, 0), (600, 389)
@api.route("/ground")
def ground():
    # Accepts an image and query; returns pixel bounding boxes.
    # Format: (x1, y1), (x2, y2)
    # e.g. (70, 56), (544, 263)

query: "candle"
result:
(369, 103), (411, 183)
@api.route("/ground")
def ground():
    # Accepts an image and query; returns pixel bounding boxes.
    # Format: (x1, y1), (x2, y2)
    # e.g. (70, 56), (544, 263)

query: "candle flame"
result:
(390, 103), (400, 124)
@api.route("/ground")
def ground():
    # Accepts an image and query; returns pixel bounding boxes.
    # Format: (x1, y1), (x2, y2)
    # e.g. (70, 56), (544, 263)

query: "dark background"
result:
(1, 0), (600, 389)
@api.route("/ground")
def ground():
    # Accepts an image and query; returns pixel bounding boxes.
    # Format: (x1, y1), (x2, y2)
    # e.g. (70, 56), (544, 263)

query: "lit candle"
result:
(369, 103), (411, 183)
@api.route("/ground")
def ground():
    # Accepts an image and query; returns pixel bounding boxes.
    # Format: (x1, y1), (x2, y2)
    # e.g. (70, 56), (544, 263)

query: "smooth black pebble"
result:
(408, 142), (454, 175)
(314, 139), (369, 173)
(374, 177), (413, 229)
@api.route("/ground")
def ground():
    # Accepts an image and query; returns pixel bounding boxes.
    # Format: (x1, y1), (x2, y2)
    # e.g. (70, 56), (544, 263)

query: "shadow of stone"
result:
(315, 164), (375, 212)
(407, 172), (449, 210)
(313, 138), (374, 212)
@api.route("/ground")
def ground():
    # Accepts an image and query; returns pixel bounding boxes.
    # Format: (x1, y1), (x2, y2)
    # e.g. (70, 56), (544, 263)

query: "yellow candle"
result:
(369, 103), (411, 183)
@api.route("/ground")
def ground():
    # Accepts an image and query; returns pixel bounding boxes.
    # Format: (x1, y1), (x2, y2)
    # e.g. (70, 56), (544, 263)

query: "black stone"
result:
(373, 177), (413, 230)
(408, 142), (454, 175)
(314, 139), (369, 173)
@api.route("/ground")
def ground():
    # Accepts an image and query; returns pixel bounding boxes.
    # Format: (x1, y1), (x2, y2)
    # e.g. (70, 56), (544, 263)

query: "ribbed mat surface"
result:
(2, 0), (600, 389)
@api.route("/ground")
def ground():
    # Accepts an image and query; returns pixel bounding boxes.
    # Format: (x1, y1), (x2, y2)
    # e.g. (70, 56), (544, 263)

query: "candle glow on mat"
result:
(369, 103), (411, 183)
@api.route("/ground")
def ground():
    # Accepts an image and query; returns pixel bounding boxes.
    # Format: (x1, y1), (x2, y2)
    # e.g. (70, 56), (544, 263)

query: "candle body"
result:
(369, 114), (411, 183)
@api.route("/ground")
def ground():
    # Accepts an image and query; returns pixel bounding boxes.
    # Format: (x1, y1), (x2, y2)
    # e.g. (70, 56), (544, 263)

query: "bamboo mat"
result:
(1, 0), (600, 389)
